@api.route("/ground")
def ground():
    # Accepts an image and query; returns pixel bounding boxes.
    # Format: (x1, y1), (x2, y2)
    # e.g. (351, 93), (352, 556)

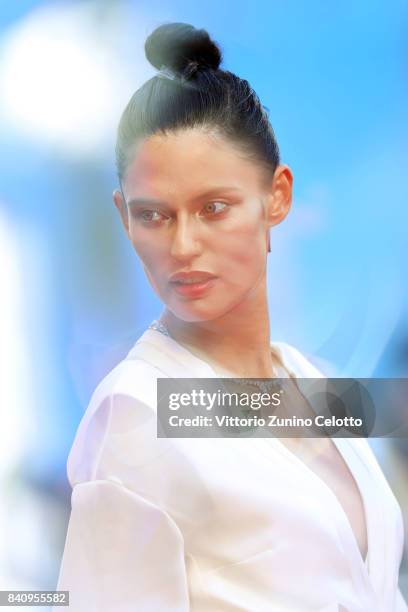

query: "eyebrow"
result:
(127, 197), (166, 209)
(126, 186), (243, 209)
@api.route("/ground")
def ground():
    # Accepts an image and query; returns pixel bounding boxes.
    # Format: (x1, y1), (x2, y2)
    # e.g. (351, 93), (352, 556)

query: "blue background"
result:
(0, 0), (407, 598)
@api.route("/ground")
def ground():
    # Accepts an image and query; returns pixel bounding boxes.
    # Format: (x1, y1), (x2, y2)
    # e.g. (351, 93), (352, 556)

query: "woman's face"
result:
(114, 127), (292, 323)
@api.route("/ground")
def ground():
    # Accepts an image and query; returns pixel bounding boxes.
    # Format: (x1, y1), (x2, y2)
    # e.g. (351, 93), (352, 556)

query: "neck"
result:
(160, 277), (278, 378)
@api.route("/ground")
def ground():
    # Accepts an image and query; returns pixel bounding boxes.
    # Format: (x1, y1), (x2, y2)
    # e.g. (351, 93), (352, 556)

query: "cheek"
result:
(129, 231), (164, 270)
(213, 215), (266, 278)
(127, 234), (167, 295)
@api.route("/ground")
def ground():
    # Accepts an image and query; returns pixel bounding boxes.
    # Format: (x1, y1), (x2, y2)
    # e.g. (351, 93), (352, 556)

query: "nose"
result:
(170, 215), (202, 261)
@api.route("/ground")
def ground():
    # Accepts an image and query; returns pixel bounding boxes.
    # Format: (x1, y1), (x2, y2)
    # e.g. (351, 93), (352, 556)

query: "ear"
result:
(113, 188), (130, 238)
(265, 164), (293, 228)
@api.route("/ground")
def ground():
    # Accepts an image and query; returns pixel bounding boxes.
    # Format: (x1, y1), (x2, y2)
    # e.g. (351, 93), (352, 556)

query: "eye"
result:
(202, 201), (228, 216)
(136, 209), (166, 223)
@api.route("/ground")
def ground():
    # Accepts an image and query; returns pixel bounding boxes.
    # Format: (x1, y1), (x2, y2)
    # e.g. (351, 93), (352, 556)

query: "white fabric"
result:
(55, 328), (408, 611)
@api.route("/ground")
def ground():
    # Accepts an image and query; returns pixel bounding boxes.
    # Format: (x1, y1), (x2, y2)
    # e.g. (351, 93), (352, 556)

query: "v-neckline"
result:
(271, 436), (370, 569)
(136, 327), (372, 572)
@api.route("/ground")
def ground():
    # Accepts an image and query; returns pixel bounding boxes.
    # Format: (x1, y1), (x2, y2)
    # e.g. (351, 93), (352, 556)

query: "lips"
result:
(168, 271), (218, 299)
(169, 271), (217, 284)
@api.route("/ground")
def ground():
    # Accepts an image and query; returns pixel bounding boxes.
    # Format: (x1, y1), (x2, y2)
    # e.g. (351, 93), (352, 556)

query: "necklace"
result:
(147, 319), (281, 392)
(148, 319), (171, 337)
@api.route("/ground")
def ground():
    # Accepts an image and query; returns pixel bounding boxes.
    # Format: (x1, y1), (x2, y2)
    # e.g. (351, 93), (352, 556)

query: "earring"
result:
(267, 229), (271, 253)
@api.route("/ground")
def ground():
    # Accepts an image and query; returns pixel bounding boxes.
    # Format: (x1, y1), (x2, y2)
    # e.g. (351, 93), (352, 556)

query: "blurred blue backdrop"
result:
(0, 0), (407, 601)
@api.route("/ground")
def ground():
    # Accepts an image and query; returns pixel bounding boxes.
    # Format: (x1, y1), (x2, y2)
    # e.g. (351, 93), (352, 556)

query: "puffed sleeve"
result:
(54, 478), (190, 612)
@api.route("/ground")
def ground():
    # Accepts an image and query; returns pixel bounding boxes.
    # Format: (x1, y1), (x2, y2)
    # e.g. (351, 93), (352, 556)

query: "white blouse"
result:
(54, 326), (408, 611)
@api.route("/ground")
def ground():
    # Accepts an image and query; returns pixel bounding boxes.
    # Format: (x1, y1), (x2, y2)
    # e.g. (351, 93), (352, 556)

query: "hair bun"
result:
(145, 22), (222, 77)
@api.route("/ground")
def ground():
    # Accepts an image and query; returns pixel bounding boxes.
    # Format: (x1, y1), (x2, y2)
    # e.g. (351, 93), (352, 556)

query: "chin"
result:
(166, 306), (219, 324)
(164, 296), (242, 324)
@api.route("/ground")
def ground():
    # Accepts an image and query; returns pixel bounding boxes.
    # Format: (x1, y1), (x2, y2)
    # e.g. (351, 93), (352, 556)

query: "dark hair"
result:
(115, 22), (280, 186)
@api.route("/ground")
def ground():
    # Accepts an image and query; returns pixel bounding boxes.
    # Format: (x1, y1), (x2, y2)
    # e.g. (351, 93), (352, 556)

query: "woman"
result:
(55, 23), (407, 611)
